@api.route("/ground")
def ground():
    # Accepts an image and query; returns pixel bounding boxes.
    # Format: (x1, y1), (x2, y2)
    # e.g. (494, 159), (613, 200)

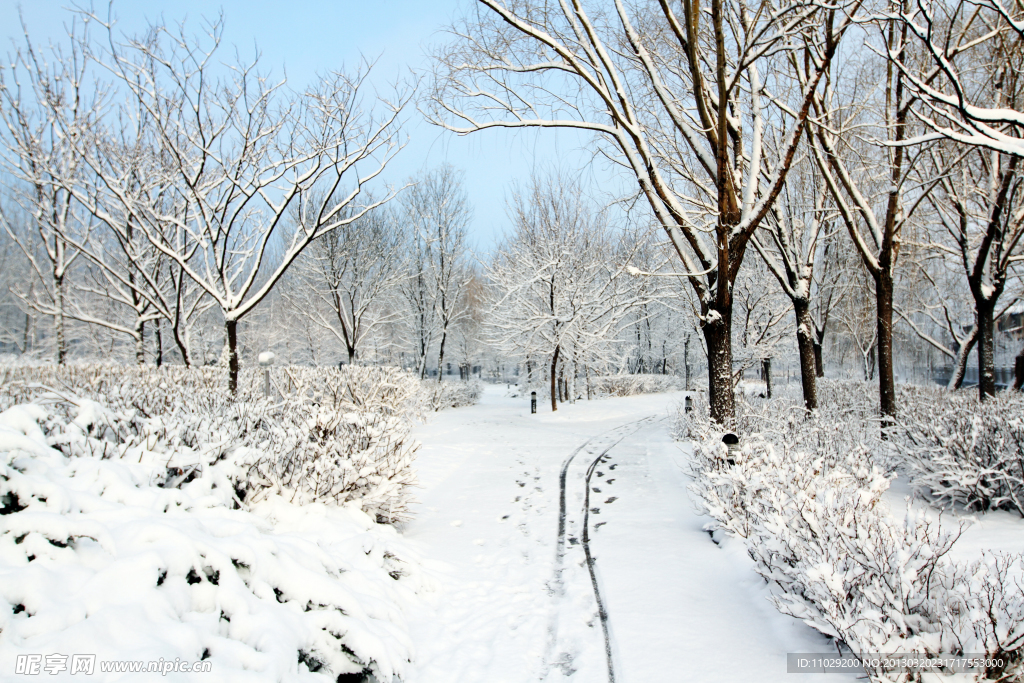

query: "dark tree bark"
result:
(874, 270), (897, 422)
(155, 321), (163, 368)
(549, 345), (560, 412)
(702, 305), (735, 426)
(794, 300), (819, 411)
(977, 299), (997, 399)
(226, 319), (239, 395)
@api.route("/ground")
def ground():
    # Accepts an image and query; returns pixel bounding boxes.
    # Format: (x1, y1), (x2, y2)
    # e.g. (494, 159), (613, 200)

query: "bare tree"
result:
(0, 18), (98, 364)
(890, 0), (1024, 397)
(489, 173), (638, 411)
(428, 0), (861, 423)
(751, 155), (840, 409)
(916, 144), (1024, 397)
(39, 13), (407, 391)
(401, 165), (472, 382)
(807, 21), (939, 421)
(289, 201), (406, 365)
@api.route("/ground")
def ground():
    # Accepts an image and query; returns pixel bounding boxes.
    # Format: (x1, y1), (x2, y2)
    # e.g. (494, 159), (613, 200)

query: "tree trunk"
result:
(1014, 345), (1024, 391)
(54, 273), (66, 365)
(549, 345), (560, 412)
(702, 306), (735, 426)
(762, 357), (773, 400)
(813, 339), (824, 378)
(875, 272), (897, 423)
(948, 328), (978, 391)
(135, 317), (146, 365)
(172, 323), (191, 368)
(794, 300), (819, 411)
(155, 321), (163, 368)
(23, 311), (31, 354)
(437, 327), (448, 383)
(226, 319), (239, 396)
(977, 298), (996, 400)
(684, 332), (691, 392)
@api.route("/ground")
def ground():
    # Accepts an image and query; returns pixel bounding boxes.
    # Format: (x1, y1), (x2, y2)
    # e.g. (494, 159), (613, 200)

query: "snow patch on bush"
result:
(0, 401), (429, 681)
(421, 380), (482, 412)
(683, 382), (1024, 681)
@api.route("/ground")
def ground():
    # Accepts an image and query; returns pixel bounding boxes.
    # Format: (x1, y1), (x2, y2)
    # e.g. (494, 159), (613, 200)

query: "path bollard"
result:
(531, 391), (537, 414)
(722, 432), (739, 466)
(258, 351), (275, 398)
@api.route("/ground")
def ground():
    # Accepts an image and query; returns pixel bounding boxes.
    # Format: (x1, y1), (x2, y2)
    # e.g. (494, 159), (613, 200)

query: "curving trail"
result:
(402, 385), (856, 683)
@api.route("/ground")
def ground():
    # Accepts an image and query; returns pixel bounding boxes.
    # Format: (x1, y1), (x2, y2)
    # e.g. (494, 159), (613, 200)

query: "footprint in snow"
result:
(501, 514), (510, 520)
(609, 464), (618, 470)
(517, 481), (526, 487)
(595, 522), (607, 530)
(590, 507), (600, 514)
(591, 487), (601, 493)
(606, 479), (615, 485)
(596, 471), (605, 477)
(605, 497), (617, 504)
(568, 536), (579, 545)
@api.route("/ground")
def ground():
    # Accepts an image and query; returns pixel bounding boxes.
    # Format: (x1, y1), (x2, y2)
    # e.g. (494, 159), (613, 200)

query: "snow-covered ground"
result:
(14, 382), (1017, 681)
(402, 384), (853, 683)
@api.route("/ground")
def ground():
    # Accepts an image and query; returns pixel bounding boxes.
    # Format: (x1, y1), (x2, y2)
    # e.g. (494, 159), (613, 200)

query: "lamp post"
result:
(258, 351), (275, 398)
(531, 391), (537, 414)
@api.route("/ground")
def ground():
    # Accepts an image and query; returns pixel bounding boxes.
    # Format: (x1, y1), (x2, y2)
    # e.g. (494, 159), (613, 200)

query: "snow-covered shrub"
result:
(684, 380), (1024, 681)
(896, 391), (1024, 516)
(941, 552), (1024, 680)
(0, 363), (422, 523)
(0, 403), (423, 681)
(276, 365), (425, 419)
(687, 435), (1021, 681)
(588, 374), (682, 397)
(244, 404), (418, 521)
(421, 379), (483, 411)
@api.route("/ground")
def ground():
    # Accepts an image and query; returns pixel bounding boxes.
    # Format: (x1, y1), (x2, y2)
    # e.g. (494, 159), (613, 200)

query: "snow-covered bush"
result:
(421, 380), (483, 411)
(588, 374), (682, 397)
(0, 402), (423, 681)
(896, 391), (1024, 516)
(684, 380), (1024, 681)
(0, 363), (422, 523)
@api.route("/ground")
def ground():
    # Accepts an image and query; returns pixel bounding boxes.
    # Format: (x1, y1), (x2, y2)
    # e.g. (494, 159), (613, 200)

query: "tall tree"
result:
(38, 13), (407, 391)
(429, 0), (861, 423)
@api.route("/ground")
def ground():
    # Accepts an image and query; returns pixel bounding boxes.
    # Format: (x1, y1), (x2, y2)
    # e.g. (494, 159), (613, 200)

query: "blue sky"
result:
(0, 0), (619, 253)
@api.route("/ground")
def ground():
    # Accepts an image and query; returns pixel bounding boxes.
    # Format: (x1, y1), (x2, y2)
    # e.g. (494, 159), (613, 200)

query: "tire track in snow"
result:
(546, 415), (658, 682)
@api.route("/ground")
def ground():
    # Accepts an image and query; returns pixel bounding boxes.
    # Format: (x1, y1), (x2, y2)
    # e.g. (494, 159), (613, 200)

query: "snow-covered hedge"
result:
(0, 363), (422, 523)
(690, 433), (1024, 681)
(421, 380), (483, 412)
(588, 374), (682, 397)
(896, 391), (1024, 516)
(0, 402), (425, 681)
(684, 383), (1024, 681)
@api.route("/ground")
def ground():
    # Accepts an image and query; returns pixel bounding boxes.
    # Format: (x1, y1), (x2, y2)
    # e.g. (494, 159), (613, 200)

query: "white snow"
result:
(400, 385), (854, 682)
(9, 382), (1018, 682)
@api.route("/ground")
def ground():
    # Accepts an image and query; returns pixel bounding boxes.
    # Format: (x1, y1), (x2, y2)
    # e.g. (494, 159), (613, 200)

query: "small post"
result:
(684, 395), (693, 413)
(762, 358), (773, 399)
(531, 391), (537, 414)
(258, 351), (275, 398)
(722, 432), (740, 466)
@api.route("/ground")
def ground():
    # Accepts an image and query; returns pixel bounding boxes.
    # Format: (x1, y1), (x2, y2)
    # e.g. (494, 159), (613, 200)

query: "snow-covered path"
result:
(402, 385), (851, 682)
